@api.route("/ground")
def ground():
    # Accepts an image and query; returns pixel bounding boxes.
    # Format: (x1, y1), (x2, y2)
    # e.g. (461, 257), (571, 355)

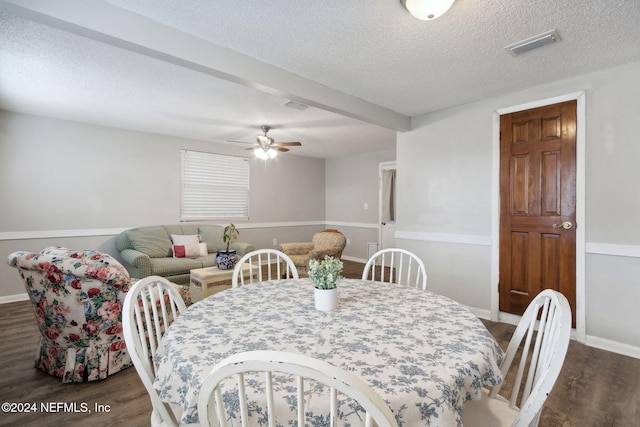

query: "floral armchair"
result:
(7, 246), (133, 382)
(278, 229), (347, 277)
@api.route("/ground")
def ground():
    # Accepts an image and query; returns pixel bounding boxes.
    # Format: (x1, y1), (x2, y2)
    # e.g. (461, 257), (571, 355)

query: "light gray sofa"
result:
(115, 224), (254, 286)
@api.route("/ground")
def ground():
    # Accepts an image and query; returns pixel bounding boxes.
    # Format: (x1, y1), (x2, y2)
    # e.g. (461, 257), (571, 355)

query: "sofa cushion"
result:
(150, 257), (203, 276)
(128, 226), (172, 258)
(198, 225), (224, 253)
(199, 254), (218, 267)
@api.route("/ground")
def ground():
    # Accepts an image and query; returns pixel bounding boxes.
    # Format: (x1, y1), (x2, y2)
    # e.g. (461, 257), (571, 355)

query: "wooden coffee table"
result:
(189, 264), (256, 302)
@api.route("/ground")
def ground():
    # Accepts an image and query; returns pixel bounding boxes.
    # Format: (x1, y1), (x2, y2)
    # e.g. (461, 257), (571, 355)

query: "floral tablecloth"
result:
(153, 278), (504, 426)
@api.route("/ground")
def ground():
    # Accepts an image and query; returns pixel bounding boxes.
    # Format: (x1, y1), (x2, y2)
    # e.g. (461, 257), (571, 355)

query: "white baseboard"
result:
(466, 306), (492, 320)
(0, 293), (29, 304)
(470, 306), (640, 360)
(586, 335), (640, 360)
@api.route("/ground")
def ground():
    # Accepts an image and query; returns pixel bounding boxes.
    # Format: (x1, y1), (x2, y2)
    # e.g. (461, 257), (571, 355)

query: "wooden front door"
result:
(499, 100), (577, 326)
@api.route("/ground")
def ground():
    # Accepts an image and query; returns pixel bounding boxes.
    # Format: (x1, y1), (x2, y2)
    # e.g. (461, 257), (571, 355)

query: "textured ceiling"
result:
(1, 0), (640, 158)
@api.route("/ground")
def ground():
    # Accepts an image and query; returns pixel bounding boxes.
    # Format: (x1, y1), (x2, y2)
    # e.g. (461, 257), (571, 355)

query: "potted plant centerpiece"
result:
(308, 255), (343, 311)
(215, 223), (239, 270)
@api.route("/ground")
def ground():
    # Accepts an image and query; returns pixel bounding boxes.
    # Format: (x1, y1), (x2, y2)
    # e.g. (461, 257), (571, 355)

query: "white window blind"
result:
(181, 150), (250, 221)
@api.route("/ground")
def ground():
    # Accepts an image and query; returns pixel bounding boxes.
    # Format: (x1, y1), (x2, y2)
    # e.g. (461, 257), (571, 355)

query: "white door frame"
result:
(378, 161), (397, 250)
(491, 91), (586, 343)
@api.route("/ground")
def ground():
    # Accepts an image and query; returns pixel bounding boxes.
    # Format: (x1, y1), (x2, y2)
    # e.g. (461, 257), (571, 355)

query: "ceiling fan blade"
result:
(247, 146), (289, 152)
(274, 141), (302, 147)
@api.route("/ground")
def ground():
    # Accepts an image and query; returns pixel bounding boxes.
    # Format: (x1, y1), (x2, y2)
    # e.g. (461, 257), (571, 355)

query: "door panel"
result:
(500, 100), (577, 326)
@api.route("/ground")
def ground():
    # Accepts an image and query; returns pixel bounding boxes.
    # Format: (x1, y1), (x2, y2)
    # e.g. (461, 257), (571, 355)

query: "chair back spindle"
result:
(463, 289), (571, 427)
(198, 350), (398, 427)
(123, 276), (188, 427)
(232, 249), (298, 287)
(362, 248), (427, 290)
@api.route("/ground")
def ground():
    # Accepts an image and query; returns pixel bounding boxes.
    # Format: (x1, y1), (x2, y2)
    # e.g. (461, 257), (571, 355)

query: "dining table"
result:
(153, 278), (505, 426)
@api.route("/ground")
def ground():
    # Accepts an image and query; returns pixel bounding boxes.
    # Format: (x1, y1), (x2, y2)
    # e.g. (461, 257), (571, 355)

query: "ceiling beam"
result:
(1, 0), (411, 131)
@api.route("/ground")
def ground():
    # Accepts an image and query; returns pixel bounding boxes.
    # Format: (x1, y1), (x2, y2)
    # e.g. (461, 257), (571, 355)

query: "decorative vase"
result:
(215, 249), (237, 270)
(314, 287), (337, 311)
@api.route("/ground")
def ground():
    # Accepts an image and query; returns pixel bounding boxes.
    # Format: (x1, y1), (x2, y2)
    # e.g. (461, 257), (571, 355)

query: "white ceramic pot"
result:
(314, 287), (337, 311)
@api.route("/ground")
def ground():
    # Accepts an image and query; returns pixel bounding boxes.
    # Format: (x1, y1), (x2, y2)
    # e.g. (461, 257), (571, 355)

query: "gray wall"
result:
(325, 149), (396, 261)
(0, 111), (327, 297)
(7, 60), (639, 359)
(397, 60), (640, 356)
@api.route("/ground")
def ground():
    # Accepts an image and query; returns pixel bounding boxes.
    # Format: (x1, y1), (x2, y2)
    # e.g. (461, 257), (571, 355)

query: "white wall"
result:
(325, 149), (396, 261)
(0, 111), (326, 298)
(397, 60), (640, 356)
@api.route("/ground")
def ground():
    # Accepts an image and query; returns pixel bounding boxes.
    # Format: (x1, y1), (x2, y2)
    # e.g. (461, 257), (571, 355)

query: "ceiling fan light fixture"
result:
(401, 0), (456, 20)
(254, 147), (278, 160)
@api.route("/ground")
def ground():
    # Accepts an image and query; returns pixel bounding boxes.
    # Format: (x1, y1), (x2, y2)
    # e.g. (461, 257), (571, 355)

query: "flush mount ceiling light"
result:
(401, 0), (456, 20)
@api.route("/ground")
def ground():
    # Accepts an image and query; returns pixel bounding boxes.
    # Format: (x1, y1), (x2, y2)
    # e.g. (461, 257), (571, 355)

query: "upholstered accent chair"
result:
(7, 246), (132, 382)
(278, 229), (347, 277)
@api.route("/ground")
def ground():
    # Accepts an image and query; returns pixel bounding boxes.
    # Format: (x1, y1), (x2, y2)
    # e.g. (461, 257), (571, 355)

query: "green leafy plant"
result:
(222, 223), (239, 252)
(308, 255), (343, 290)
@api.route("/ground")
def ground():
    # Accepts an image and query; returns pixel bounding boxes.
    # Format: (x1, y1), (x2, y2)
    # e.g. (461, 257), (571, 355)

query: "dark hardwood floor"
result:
(1, 260), (638, 426)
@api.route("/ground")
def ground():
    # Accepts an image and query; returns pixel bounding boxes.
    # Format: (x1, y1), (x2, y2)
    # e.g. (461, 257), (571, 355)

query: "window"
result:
(180, 150), (250, 221)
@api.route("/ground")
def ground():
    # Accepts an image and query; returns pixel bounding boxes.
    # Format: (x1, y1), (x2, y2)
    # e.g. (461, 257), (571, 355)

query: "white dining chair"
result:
(232, 249), (298, 287)
(362, 248), (427, 290)
(197, 350), (398, 427)
(122, 276), (191, 427)
(462, 289), (572, 427)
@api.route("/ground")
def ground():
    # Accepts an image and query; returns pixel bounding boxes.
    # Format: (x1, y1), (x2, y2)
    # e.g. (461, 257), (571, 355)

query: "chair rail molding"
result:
(0, 228), (129, 241)
(325, 221), (379, 229)
(3, 227), (640, 259)
(395, 230), (492, 246)
(585, 242), (640, 258)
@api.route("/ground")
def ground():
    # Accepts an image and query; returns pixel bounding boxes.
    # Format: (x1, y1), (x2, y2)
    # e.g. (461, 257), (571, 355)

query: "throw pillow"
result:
(199, 242), (208, 256)
(171, 234), (201, 245)
(128, 226), (172, 258)
(172, 244), (201, 258)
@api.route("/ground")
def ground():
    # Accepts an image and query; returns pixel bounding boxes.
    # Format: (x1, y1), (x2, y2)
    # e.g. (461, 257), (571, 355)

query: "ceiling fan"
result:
(229, 125), (302, 159)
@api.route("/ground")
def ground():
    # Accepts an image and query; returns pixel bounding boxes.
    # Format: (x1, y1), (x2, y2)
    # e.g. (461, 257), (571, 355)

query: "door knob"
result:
(552, 221), (573, 230)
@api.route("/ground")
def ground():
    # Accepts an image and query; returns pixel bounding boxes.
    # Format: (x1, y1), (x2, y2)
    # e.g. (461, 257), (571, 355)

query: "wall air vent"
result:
(506, 30), (560, 56)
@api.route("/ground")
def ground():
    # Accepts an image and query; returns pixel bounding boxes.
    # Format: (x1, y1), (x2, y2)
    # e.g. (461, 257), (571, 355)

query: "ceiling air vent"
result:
(283, 100), (308, 110)
(506, 30), (560, 56)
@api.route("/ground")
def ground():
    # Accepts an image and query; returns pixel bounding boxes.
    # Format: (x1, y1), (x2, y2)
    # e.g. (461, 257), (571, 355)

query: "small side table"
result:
(190, 264), (256, 302)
